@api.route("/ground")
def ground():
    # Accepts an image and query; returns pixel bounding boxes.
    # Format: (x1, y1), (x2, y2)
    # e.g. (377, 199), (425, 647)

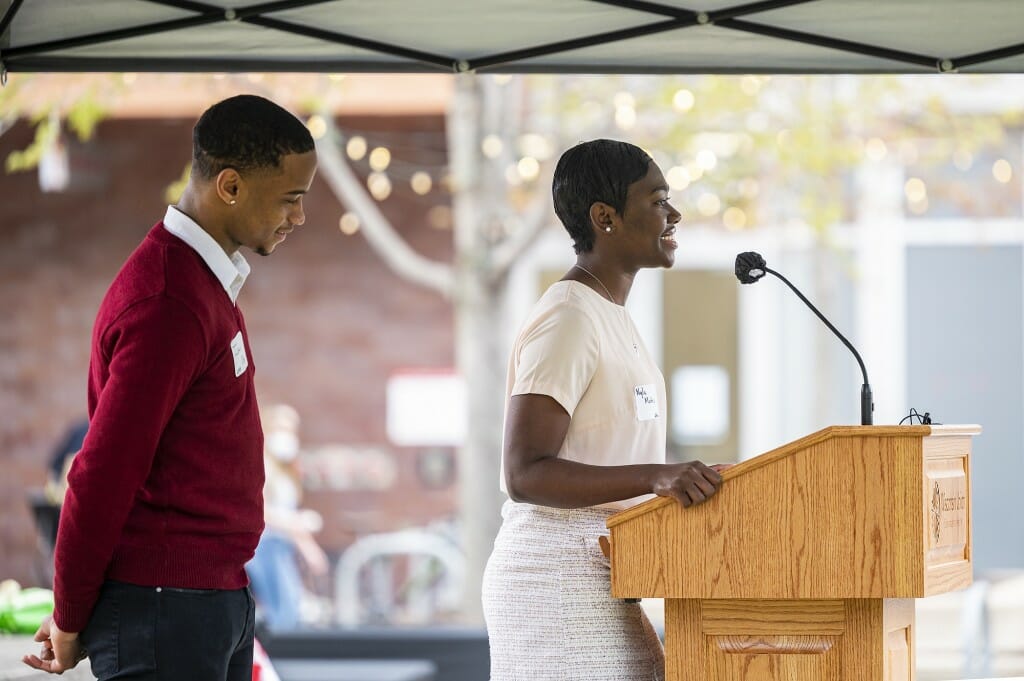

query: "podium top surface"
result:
(607, 424), (981, 529)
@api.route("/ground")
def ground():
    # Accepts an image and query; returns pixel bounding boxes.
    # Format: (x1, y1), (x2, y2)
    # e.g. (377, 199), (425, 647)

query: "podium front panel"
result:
(922, 433), (972, 595)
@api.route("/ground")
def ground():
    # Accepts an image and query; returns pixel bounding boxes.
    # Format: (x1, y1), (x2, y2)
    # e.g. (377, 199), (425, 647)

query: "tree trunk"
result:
(318, 72), (538, 623)
(448, 73), (511, 623)
(453, 272), (510, 623)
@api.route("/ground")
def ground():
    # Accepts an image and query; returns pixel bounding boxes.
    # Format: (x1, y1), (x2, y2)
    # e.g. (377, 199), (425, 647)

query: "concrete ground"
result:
(0, 636), (93, 681)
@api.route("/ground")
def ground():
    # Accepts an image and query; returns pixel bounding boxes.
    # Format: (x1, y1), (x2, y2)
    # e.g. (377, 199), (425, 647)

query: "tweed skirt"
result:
(482, 500), (664, 681)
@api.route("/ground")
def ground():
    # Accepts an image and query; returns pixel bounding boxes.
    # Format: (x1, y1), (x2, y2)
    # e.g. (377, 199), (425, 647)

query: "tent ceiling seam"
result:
(141, 0), (456, 69)
(588, 0), (821, 23)
(1, 0), (1021, 74)
(3, 14), (224, 59)
(141, 0), (216, 13)
(143, 0), (339, 21)
(147, 0), (455, 70)
(953, 41), (1024, 70)
(244, 15), (455, 70)
(0, 0), (25, 42)
(0, 56), (956, 75)
(585, 0), (695, 19)
(465, 0), (818, 71)
(3, 0), (454, 72)
(719, 17), (940, 70)
(466, 18), (691, 72)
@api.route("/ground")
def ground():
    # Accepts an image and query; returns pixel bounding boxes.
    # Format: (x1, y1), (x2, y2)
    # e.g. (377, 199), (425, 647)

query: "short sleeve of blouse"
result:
(510, 302), (600, 416)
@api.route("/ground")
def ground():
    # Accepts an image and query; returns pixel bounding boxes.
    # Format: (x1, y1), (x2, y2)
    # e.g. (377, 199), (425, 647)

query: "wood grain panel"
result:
(924, 560), (972, 595)
(609, 426), (978, 600)
(708, 640), (841, 680)
(701, 600), (845, 635)
(885, 628), (910, 681)
(842, 599), (883, 680)
(665, 599), (701, 681)
(618, 426), (978, 680)
(883, 600), (915, 681)
(665, 597), (916, 681)
(713, 635), (837, 654)
(607, 426), (934, 528)
(922, 435), (972, 595)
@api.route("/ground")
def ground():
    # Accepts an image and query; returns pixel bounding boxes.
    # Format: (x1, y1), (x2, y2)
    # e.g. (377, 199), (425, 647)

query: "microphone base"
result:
(861, 384), (874, 426)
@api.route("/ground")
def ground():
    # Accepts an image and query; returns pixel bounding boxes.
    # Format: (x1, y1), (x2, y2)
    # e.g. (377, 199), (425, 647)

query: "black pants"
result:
(79, 581), (255, 681)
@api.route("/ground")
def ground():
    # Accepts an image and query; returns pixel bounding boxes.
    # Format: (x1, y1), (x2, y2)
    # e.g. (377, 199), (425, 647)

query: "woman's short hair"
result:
(192, 94), (315, 180)
(552, 139), (652, 254)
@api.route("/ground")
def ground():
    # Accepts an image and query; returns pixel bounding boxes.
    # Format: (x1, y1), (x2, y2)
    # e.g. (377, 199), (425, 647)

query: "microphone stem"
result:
(765, 267), (873, 425)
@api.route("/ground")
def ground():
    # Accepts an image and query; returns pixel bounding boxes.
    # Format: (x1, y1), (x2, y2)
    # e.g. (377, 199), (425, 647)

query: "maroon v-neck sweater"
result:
(53, 223), (265, 633)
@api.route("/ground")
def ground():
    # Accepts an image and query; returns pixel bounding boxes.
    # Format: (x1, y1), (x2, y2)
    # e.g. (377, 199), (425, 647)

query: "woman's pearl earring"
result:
(604, 227), (612, 232)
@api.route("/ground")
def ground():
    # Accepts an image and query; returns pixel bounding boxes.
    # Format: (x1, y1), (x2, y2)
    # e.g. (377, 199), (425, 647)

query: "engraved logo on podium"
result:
(928, 475), (967, 553)
(924, 453), (970, 574)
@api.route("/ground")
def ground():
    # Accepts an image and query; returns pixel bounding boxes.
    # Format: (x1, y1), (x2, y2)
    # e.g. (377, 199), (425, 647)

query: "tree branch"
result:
(316, 117), (454, 298)
(488, 163), (555, 282)
(0, 114), (16, 138)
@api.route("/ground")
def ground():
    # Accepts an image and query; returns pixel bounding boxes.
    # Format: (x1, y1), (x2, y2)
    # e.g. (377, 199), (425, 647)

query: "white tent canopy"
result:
(2, 0), (1023, 76)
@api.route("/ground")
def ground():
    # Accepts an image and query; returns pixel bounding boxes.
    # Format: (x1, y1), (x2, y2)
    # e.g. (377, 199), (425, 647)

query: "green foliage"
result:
(66, 92), (106, 141)
(0, 580), (54, 635)
(546, 74), (1017, 235)
(165, 162), (192, 204)
(298, 94), (326, 115)
(5, 113), (57, 172)
(4, 89), (108, 174)
(3, 72), (1016, 236)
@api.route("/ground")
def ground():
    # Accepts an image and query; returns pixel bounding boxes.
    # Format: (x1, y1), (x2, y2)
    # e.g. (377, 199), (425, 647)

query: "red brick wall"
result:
(0, 115), (457, 586)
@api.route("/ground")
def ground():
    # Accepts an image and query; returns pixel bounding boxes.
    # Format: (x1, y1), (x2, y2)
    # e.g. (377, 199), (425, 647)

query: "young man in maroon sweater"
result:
(24, 95), (318, 679)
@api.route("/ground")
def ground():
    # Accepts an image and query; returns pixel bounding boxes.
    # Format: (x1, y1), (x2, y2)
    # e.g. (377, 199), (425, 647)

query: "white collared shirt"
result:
(162, 206), (251, 304)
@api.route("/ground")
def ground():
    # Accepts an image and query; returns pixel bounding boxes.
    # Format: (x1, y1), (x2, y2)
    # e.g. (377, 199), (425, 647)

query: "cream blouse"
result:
(501, 280), (668, 510)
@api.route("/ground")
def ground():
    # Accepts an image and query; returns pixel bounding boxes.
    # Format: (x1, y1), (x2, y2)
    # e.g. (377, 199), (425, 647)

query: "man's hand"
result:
(22, 615), (86, 674)
(651, 461), (724, 507)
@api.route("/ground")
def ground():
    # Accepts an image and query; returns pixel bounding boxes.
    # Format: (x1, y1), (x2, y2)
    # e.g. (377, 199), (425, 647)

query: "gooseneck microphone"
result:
(735, 251), (874, 426)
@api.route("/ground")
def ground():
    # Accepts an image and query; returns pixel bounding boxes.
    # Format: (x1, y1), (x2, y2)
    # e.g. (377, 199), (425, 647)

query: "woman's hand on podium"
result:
(650, 461), (723, 508)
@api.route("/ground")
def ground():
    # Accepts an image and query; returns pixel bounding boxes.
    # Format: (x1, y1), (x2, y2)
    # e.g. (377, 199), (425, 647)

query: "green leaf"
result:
(66, 93), (107, 141)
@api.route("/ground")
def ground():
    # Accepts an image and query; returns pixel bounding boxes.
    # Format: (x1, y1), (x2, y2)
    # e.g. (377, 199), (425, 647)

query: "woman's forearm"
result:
(506, 457), (660, 508)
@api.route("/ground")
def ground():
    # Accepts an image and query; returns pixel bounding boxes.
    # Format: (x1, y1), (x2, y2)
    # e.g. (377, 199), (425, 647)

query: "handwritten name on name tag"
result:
(634, 383), (659, 421)
(230, 331), (249, 377)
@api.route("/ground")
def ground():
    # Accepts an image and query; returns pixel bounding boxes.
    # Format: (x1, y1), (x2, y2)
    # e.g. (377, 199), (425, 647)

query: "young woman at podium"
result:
(482, 139), (726, 681)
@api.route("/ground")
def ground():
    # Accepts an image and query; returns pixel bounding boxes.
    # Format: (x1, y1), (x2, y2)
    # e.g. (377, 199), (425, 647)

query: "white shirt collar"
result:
(162, 206), (251, 304)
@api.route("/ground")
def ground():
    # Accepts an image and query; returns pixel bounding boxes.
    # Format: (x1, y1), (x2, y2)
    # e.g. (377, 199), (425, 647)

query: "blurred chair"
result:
(26, 490), (61, 584)
(334, 529), (463, 627)
(272, 658), (436, 681)
(916, 571), (1024, 680)
(988, 572), (1024, 677)
(27, 491), (60, 550)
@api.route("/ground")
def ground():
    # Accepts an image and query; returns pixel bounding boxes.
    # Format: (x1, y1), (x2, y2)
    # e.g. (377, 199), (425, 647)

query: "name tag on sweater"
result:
(634, 384), (659, 421)
(230, 331), (249, 377)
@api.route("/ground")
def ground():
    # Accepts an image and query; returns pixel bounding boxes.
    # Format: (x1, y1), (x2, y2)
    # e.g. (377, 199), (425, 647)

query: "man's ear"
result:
(589, 201), (617, 234)
(215, 168), (243, 206)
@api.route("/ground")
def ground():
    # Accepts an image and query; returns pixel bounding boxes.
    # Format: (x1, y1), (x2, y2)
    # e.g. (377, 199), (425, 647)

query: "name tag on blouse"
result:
(634, 384), (659, 421)
(230, 331), (249, 377)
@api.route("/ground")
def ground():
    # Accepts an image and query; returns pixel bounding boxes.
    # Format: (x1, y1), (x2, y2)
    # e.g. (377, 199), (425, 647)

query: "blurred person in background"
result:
(482, 139), (727, 681)
(246, 403), (328, 630)
(26, 418), (89, 562)
(44, 419), (89, 505)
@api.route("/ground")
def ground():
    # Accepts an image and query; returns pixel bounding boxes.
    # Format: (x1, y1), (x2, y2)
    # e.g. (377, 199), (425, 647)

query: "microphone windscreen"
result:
(735, 251), (767, 284)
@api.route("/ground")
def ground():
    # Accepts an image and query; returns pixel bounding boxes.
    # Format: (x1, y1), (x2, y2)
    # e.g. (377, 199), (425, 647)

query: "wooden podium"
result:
(605, 425), (980, 681)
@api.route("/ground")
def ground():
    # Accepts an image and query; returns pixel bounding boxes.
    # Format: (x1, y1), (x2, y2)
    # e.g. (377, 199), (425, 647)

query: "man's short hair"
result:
(192, 95), (315, 180)
(552, 139), (652, 254)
